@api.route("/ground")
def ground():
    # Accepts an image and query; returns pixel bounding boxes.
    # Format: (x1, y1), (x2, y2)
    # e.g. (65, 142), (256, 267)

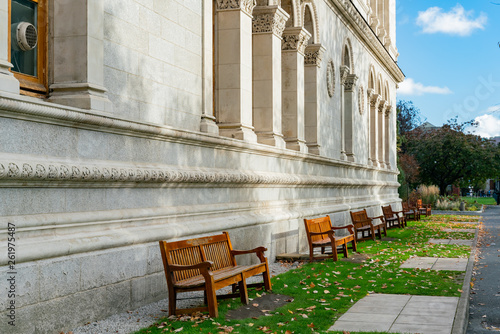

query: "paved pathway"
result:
(467, 206), (500, 333)
(329, 294), (459, 334)
(429, 238), (473, 246)
(400, 256), (468, 271)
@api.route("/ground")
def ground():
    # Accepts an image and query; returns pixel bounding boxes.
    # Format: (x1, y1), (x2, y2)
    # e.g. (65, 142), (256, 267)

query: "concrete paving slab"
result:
(442, 228), (476, 233)
(433, 258), (467, 271)
(394, 314), (455, 326)
(449, 239), (473, 246)
(330, 320), (392, 332)
(400, 256), (437, 269)
(348, 304), (404, 314)
(429, 238), (452, 244)
(390, 323), (452, 334)
(449, 221), (479, 225)
(337, 312), (398, 323)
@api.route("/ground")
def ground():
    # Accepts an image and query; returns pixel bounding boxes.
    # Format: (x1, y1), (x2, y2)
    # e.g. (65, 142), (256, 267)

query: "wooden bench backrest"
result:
(402, 202), (409, 211)
(304, 216), (333, 242)
(416, 199), (423, 208)
(159, 232), (235, 283)
(381, 205), (394, 218)
(350, 209), (371, 227)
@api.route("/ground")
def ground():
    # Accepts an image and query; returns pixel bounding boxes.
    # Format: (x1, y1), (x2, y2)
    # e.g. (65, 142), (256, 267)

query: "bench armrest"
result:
(231, 247), (268, 263)
(169, 261), (213, 272)
(371, 215), (385, 222)
(331, 224), (355, 235)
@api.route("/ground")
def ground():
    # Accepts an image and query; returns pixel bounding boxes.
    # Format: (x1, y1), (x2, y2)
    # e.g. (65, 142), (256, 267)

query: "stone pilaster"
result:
(384, 105), (392, 169)
(378, 99), (388, 169)
(304, 44), (325, 155)
(49, 0), (112, 113)
(252, 6), (289, 148)
(0, 0), (20, 94)
(215, 0), (258, 142)
(369, 90), (380, 167)
(342, 73), (358, 162)
(281, 27), (310, 152)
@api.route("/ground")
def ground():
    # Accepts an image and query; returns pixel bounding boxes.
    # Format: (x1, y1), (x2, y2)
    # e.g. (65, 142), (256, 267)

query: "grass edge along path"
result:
(136, 214), (478, 334)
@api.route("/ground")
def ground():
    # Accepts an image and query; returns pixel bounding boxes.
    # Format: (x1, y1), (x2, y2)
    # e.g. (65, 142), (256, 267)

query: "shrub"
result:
(435, 198), (460, 211)
(418, 185), (440, 206)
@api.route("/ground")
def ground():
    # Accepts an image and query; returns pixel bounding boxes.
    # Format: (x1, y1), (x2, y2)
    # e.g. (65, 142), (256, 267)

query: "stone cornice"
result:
(326, 0), (404, 82)
(304, 44), (326, 67)
(252, 6), (289, 37)
(0, 153), (399, 188)
(216, 0), (257, 15)
(281, 27), (311, 55)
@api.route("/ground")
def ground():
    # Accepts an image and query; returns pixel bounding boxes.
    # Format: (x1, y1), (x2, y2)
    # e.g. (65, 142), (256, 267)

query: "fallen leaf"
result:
(174, 327), (183, 332)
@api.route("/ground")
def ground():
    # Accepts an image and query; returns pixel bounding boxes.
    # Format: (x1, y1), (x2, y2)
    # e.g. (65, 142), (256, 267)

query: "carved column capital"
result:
(385, 105), (392, 117)
(370, 93), (381, 108)
(281, 27), (311, 55)
(343, 74), (358, 92)
(378, 99), (388, 113)
(367, 88), (375, 100)
(339, 65), (350, 85)
(252, 6), (289, 37)
(304, 44), (326, 67)
(216, 0), (257, 16)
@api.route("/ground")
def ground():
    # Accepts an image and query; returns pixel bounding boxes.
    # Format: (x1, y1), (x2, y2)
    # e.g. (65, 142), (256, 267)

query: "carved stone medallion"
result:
(358, 85), (365, 115)
(326, 60), (335, 98)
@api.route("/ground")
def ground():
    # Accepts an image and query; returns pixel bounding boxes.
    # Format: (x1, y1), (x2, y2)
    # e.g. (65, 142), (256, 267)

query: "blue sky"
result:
(396, 1), (500, 138)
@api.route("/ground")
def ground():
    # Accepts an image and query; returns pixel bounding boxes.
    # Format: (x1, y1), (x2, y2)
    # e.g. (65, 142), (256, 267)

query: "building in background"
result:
(0, 0), (403, 332)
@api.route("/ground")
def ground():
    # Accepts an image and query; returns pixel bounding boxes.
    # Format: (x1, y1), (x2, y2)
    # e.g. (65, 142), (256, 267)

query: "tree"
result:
(407, 118), (496, 195)
(397, 100), (423, 153)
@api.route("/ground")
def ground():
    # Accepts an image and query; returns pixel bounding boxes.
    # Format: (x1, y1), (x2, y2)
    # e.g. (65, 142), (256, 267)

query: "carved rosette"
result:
(216, 0), (257, 15)
(326, 60), (335, 98)
(304, 44), (326, 67)
(358, 85), (365, 115)
(370, 92), (381, 108)
(281, 27), (311, 55)
(343, 74), (358, 92)
(252, 6), (289, 37)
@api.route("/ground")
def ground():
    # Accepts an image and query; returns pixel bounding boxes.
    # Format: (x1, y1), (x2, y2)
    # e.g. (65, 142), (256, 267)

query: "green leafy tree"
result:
(407, 118), (496, 195)
(397, 100), (423, 153)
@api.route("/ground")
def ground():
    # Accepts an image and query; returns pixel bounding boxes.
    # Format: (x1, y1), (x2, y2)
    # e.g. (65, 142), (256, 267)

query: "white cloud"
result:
(473, 114), (500, 138)
(417, 4), (487, 36)
(397, 78), (453, 96)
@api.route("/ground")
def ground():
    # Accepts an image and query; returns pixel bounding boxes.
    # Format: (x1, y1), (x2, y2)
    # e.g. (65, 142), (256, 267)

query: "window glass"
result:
(11, 0), (38, 77)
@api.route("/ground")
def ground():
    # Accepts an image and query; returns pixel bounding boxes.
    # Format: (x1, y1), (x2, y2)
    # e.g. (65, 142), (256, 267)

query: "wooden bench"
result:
(416, 199), (432, 217)
(349, 209), (387, 242)
(159, 232), (272, 318)
(402, 202), (420, 221)
(304, 215), (357, 262)
(381, 205), (407, 229)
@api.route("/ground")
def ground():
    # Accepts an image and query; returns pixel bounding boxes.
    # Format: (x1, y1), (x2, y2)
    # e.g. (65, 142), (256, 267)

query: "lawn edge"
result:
(451, 221), (479, 334)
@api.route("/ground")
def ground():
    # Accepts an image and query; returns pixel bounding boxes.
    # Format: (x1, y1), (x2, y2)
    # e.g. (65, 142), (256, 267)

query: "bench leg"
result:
(263, 262), (272, 291)
(351, 239), (357, 252)
(205, 279), (218, 318)
(238, 278), (249, 305)
(168, 290), (177, 316)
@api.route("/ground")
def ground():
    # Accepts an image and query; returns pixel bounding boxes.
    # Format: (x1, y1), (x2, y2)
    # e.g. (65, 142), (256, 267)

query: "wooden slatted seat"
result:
(381, 205), (407, 229)
(416, 199), (432, 217)
(304, 215), (357, 262)
(159, 232), (271, 318)
(349, 209), (387, 242)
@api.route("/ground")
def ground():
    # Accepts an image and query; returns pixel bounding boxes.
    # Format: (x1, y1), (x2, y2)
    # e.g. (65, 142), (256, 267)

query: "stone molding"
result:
(344, 74), (358, 92)
(216, 0), (257, 15)
(327, 0), (404, 82)
(252, 6), (289, 37)
(0, 153), (398, 188)
(370, 92), (381, 108)
(281, 27), (311, 54)
(339, 65), (350, 85)
(304, 44), (326, 67)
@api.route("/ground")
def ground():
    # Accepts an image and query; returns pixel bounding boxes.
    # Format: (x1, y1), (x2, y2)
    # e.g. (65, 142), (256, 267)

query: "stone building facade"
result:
(0, 0), (403, 332)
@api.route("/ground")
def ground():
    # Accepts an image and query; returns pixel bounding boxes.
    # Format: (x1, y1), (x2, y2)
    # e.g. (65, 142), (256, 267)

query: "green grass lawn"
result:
(461, 196), (497, 205)
(135, 215), (477, 334)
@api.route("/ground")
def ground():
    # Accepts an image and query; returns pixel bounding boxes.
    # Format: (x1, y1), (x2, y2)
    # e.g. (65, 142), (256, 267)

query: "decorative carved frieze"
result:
(326, 60), (335, 98)
(0, 157), (397, 187)
(281, 27), (311, 54)
(343, 74), (358, 92)
(370, 92), (381, 108)
(252, 6), (289, 37)
(217, 0), (257, 15)
(304, 44), (326, 67)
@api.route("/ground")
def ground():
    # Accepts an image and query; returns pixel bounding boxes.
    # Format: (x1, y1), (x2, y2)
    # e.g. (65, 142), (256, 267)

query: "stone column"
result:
(49, 0), (112, 112)
(304, 44), (325, 155)
(339, 65), (349, 160)
(200, 0), (219, 134)
(340, 64), (357, 162)
(216, 0), (257, 142)
(367, 89), (379, 166)
(252, 6), (289, 147)
(378, 99), (388, 169)
(0, 0), (20, 94)
(384, 105), (392, 169)
(281, 27), (310, 152)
